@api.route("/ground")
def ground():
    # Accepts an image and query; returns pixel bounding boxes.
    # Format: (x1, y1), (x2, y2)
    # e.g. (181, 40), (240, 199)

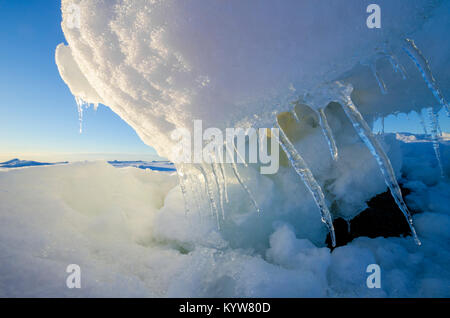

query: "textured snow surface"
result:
(56, 0), (450, 158)
(0, 139), (448, 297)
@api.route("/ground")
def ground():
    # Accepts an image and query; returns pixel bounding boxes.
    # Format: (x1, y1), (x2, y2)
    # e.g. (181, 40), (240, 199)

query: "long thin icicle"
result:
(339, 92), (421, 245)
(226, 143), (260, 213)
(75, 96), (86, 133)
(232, 142), (248, 168)
(418, 110), (428, 135)
(428, 107), (445, 178)
(317, 108), (338, 161)
(187, 173), (202, 218)
(292, 109), (301, 123)
(196, 165), (212, 214)
(387, 54), (407, 80)
(231, 163), (261, 214)
(218, 162), (229, 203)
(176, 164), (190, 215)
(211, 161), (226, 220)
(275, 120), (336, 247)
(198, 165), (221, 228)
(186, 165), (208, 219)
(371, 64), (388, 95)
(404, 39), (450, 116)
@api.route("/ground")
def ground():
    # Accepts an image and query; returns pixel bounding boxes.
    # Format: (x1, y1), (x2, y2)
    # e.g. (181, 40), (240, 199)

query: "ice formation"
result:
(403, 39), (450, 116)
(56, 0), (450, 155)
(198, 164), (221, 228)
(227, 149), (260, 214)
(427, 107), (445, 178)
(337, 84), (420, 245)
(176, 165), (190, 215)
(54, 0), (450, 282)
(370, 64), (388, 95)
(317, 108), (339, 161)
(275, 121), (336, 247)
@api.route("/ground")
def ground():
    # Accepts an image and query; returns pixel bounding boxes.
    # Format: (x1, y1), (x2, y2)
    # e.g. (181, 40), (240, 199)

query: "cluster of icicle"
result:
(74, 97), (99, 134)
(169, 38), (448, 248)
(74, 96), (88, 134)
(286, 81), (424, 247)
(176, 149), (259, 232)
(403, 39), (448, 178)
(376, 39), (448, 177)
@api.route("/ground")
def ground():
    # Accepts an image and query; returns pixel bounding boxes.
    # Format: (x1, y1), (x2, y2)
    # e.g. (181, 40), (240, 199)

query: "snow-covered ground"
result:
(0, 136), (448, 297)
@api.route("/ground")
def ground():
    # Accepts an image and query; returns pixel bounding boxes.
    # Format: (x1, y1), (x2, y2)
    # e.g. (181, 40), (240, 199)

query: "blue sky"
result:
(0, 0), (159, 161)
(0, 1), (448, 162)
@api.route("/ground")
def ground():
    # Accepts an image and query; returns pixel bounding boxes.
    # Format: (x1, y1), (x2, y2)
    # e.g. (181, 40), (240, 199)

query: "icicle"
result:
(345, 219), (351, 234)
(371, 64), (388, 95)
(317, 108), (339, 161)
(196, 165), (211, 212)
(75, 96), (86, 133)
(188, 175), (201, 218)
(428, 107), (445, 178)
(419, 110), (428, 135)
(387, 54), (407, 80)
(218, 162), (229, 203)
(226, 143), (260, 213)
(232, 142), (248, 168)
(211, 161), (226, 220)
(198, 165), (221, 229)
(292, 109), (301, 123)
(339, 91), (421, 245)
(231, 163), (260, 214)
(186, 166), (204, 218)
(275, 120), (336, 247)
(404, 39), (450, 117)
(381, 117), (385, 135)
(176, 164), (190, 215)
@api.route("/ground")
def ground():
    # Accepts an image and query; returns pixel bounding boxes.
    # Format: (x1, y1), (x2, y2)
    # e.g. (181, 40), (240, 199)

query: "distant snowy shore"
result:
(0, 158), (69, 169)
(107, 160), (176, 172)
(395, 132), (450, 144)
(0, 158), (176, 172)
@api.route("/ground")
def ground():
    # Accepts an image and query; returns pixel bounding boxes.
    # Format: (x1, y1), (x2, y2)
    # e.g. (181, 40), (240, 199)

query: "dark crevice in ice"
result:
(326, 186), (415, 250)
